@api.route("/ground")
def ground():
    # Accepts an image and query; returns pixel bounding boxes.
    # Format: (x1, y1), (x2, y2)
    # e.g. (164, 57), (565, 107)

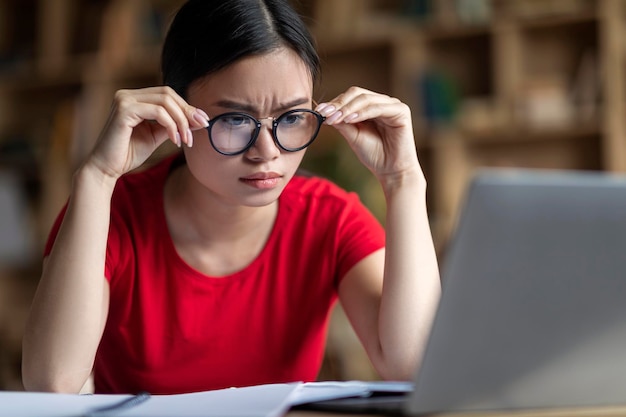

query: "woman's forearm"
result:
(22, 163), (117, 392)
(377, 169), (441, 379)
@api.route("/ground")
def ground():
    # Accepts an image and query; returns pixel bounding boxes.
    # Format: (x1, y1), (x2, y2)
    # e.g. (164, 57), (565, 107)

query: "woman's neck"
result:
(162, 164), (278, 276)
(164, 164), (278, 244)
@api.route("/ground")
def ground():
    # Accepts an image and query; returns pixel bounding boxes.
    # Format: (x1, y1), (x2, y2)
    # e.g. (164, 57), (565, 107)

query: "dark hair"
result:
(161, 0), (320, 98)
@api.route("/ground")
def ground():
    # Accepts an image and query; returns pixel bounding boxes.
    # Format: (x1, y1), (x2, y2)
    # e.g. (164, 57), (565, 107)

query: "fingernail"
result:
(325, 111), (343, 125)
(319, 105), (336, 117)
(193, 109), (209, 127)
(175, 132), (182, 147)
(344, 113), (358, 123)
(187, 129), (194, 147)
(315, 103), (329, 113)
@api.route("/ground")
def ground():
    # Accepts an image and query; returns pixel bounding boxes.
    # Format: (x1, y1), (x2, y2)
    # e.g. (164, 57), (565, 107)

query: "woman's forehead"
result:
(188, 48), (313, 111)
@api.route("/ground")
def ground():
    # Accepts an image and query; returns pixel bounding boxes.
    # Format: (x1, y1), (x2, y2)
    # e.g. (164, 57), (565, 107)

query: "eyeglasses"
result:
(206, 109), (325, 156)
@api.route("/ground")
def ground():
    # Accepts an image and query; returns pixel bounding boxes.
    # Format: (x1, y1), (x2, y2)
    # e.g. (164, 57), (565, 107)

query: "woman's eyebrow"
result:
(214, 98), (311, 113)
(214, 100), (256, 112)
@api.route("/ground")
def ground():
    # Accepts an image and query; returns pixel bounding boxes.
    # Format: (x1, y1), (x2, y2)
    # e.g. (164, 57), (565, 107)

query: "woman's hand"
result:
(315, 87), (422, 185)
(318, 88), (440, 381)
(88, 86), (209, 179)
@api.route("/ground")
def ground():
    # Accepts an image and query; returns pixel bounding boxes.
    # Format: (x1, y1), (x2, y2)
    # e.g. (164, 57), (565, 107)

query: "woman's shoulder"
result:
(285, 171), (351, 197)
(115, 152), (182, 194)
(283, 171), (363, 213)
(110, 152), (182, 217)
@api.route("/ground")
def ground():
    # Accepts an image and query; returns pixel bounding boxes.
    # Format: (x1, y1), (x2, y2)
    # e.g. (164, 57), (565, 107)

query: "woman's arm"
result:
(317, 87), (441, 380)
(22, 87), (208, 392)
(22, 166), (115, 393)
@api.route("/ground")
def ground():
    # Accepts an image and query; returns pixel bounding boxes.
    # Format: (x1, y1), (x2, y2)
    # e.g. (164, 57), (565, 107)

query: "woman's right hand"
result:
(87, 86), (209, 179)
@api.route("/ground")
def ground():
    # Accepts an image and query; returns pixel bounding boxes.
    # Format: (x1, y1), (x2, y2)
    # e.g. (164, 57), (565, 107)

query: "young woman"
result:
(22, 0), (441, 394)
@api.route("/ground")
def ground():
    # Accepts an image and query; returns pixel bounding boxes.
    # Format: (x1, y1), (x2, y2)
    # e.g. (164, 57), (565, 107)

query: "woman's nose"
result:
(245, 124), (280, 161)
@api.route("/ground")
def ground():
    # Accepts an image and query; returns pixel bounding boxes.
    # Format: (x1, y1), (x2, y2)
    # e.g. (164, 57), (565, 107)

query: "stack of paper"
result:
(0, 380), (411, 417)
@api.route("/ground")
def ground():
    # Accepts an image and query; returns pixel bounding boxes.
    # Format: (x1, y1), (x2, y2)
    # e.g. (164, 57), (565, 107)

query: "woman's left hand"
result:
(315, 87), (421, 183)
(318, 89), (440, 381)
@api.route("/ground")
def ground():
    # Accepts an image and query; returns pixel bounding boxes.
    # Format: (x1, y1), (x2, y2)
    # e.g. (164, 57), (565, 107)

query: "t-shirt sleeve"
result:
(334, 192), (385, 284)
(43, 203), (68, 257)
(104, 208), (124, 282)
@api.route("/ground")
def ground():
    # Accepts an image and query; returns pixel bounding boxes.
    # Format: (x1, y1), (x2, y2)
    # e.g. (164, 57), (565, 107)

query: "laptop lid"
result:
(406, 168), (626, 415)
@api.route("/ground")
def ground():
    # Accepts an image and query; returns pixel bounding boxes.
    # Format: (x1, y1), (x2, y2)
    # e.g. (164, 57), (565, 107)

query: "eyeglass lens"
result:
(208, 110), (323, 155)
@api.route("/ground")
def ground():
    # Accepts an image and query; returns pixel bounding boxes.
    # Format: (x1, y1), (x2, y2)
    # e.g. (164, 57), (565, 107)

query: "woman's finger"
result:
(113, 94), (181, 147)
(124, 88), (209, 147)
(316, 87), (403, 126)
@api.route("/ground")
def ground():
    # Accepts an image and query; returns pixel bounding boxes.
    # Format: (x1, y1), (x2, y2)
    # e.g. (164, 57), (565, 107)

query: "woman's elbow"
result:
(376, 362), (418, 382)
(22, 375), (84, 393)
(21, 361), (86, 393)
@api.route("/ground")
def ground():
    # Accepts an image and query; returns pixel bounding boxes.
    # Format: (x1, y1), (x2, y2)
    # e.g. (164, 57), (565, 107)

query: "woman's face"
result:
(184, 48), (314, 208)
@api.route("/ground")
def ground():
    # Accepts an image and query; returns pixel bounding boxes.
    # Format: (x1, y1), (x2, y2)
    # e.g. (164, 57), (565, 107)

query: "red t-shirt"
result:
(45, 154), (385, 394)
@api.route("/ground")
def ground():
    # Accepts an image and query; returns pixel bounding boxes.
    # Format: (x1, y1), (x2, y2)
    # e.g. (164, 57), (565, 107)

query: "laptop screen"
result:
(407, 169), (626, 415)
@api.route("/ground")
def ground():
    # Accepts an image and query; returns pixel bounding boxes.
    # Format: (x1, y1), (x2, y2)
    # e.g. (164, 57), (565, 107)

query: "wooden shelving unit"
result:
(306, 0), (626, 255)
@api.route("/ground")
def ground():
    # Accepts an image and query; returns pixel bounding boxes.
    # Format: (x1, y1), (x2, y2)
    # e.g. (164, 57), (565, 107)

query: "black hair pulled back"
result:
(161, 0), (320, 98)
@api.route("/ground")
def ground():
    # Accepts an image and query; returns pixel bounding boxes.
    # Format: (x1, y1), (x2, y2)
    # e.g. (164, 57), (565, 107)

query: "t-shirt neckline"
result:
(155, 155), (284, 281)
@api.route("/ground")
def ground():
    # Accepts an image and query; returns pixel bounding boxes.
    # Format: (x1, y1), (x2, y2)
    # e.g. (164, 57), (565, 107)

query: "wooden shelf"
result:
(515, 11), (598, 29)
(461, 122), (602, 145)
(419, 24), (492, 41)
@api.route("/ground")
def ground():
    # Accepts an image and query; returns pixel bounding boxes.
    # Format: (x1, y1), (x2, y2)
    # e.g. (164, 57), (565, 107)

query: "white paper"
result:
(0, 384), (299, 417)
(288, 380), (414, 406)
(122, 383), (298, 417)
(0, 392), (134, 417)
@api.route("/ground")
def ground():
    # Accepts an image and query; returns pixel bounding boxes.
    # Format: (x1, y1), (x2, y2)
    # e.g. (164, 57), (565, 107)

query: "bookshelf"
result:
(2, 0), (623, 250)
(304, 0), (626, 255)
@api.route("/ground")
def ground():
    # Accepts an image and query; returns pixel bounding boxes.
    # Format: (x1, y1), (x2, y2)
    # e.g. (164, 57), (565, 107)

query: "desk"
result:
(288, 412), (379, 417)
(286, 406), (626, 417)
(288, 413), (379, 417)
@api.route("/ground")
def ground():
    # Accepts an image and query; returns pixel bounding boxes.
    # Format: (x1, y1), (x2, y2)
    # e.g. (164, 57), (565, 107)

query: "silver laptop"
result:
(407, 168), (626, 414)
(298, 168), (626, 415)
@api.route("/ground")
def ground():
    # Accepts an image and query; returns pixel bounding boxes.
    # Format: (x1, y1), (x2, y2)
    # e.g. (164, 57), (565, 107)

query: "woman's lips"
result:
(240, 173), (282, 189)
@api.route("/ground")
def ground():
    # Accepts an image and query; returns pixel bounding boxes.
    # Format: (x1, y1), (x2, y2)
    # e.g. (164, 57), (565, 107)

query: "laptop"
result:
(296, 168), (626, 415)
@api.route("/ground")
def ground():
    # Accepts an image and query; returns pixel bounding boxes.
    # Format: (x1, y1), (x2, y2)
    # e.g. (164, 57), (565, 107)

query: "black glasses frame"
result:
(206, 109), (326, 156)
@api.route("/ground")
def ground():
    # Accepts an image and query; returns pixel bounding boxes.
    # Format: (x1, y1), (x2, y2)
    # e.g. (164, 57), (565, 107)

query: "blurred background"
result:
(0, 0), (624, 389)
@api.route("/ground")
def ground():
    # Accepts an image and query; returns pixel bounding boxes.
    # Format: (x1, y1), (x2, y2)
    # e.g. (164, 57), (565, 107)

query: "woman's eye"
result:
(281, 114), (305, 126)
(222, 115), (250, 127)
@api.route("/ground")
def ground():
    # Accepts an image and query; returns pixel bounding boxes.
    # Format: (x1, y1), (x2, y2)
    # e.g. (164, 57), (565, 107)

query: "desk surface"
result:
(288, 413), (379, 417)
(286, 406), (626, 417)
